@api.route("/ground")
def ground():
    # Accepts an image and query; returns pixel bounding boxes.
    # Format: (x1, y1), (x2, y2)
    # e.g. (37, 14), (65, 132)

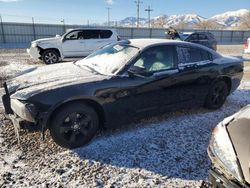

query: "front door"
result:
(119, 45), (181, 117)
(62, 30), (86, 57)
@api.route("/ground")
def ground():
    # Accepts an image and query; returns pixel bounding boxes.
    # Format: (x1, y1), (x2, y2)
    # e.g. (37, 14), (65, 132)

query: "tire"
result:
(49, 103), (99, 149)
(205, 81), (228, 110)
(42, 50), (59, 64)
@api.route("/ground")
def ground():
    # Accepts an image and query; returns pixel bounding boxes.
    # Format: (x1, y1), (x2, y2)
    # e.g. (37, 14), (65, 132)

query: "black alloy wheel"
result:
(50, 103), (99, 149)
(205, 81), (228, 110)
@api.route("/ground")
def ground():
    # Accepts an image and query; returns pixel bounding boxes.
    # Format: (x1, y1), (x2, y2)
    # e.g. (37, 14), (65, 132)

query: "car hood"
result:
(227, 105), (250, 184)
(7, 62), (110, 100)
(33, 37), (61, 44)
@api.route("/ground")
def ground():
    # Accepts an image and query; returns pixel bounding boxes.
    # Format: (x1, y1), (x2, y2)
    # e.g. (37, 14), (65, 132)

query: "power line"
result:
(134, 0), (143, 28)
(145, 5), (153, 28)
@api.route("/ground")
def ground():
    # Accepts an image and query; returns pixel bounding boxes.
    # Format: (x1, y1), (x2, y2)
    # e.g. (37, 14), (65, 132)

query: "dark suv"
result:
(182, 32), (217, 51)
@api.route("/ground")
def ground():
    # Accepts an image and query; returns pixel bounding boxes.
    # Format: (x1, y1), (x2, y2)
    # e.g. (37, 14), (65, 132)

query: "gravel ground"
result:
(0, 45), (250, 187)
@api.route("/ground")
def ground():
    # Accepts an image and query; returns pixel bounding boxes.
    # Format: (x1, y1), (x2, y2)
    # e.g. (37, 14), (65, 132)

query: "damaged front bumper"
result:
(27, 46), (41, 59)
(2, 82), (41, 131)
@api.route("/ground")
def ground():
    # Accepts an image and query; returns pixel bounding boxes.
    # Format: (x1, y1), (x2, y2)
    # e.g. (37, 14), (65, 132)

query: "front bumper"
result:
(209, 169), (244, 188)
(27, 46), (41, 59)
(2, 82), (37, 126)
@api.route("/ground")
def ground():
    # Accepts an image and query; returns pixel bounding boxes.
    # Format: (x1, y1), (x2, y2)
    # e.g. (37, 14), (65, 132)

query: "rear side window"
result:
(199, 34), (208, 40)
(100, 30), (113, 39)
(177, 46), (212, 64)
(83, 30), (100, 39)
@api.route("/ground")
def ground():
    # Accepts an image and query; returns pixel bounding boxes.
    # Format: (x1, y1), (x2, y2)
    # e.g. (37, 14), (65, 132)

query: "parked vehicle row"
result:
(4, 29), (249, 187)
(27, 28), (120, 64)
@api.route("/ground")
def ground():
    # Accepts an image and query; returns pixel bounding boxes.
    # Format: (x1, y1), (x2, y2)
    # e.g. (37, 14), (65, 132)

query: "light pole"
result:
(145, 6), (153, 28)
(135, 0), (143, 28)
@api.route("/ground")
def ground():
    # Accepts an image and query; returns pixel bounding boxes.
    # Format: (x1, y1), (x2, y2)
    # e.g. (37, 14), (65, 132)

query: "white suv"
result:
(244, 37), (250, 54)
(27, 28), (120, 64)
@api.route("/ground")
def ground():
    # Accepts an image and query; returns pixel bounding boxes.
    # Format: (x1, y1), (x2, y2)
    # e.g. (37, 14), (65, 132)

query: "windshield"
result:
(75, 43), (139, 75)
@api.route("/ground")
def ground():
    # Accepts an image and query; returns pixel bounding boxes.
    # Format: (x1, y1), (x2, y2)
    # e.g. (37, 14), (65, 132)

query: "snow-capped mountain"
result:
(118, 17), (147, 26)
(167, 14), (205, 26)
(116, 9), (249, 28)
(209, 9), (250, 26)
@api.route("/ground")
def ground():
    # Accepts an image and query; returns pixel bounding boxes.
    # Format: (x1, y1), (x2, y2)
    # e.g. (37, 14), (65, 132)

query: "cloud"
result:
(0, 0), (22, 2)
(105, 0), (114, 5)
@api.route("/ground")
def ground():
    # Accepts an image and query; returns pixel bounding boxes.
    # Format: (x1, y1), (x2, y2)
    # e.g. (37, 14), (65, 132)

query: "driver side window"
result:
(65, 31), (84, 40)
(133, 45), (176, 73)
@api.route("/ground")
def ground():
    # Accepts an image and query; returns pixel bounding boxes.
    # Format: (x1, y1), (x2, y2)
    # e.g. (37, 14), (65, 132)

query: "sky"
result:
(0, 0), (249, 24)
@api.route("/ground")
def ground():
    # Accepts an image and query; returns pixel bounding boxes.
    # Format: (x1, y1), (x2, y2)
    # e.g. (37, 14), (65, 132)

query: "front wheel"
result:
(205, 81), (228, 110)
(49, 103), (99, 149)
(42, 50), (59, 64)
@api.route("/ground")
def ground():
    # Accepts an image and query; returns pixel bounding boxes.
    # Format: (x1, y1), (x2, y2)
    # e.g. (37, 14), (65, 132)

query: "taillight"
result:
(117, 35), (121, 41)
(245, 40), (249, 49)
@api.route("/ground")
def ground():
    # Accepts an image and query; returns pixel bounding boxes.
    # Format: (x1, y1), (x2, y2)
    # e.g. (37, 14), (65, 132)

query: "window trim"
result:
(176, 45), (213, 66)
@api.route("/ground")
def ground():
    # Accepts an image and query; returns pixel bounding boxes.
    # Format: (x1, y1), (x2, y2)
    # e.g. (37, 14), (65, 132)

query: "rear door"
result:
(175, 45), (215, 104)
(83, 29), (114, 55)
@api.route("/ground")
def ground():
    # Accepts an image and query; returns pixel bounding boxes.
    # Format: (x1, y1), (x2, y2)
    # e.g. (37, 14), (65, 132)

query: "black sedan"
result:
(207, 105), (250, 188)
(2, 39), (243, 148)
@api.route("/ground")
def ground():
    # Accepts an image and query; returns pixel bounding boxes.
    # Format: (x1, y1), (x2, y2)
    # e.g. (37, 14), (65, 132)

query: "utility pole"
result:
(145, 6), (153, 28)
(135, 0), (142, 28)
(106, 7), (111, 26)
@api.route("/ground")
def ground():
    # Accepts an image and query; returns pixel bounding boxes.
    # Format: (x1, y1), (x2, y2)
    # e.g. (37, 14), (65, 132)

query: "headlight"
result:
(31, 42), (38, 48)
(209, 123), (243, 182)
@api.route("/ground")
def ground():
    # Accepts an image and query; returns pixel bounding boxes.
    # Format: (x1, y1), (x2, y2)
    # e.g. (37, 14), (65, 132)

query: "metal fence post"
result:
(149, 28), (152, 38)
(230, 30), (233, 43)
(32, 17), (36, 40)
(220, 30), (223, 43)
(0, 15), (6, 43)
(131, 27), (134, 39)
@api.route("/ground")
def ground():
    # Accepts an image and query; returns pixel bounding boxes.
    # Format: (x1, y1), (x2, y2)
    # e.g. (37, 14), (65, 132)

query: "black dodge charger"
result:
(2, 39), (243, 148)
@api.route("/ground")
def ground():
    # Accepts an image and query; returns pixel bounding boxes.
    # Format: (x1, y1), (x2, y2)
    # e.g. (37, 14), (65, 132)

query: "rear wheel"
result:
(42, 50), (59, 64)
(49, 103), (99, 149)
(205, 81), (228, 110)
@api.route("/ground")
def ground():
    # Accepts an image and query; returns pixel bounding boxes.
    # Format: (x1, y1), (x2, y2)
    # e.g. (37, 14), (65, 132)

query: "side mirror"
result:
(128, 66), (147, 77)
(55, 34), (61, 38)
(62, 37), (66, 43)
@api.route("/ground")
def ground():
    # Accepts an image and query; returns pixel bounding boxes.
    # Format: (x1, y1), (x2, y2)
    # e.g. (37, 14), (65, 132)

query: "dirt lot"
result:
(0, 45), (250, 187)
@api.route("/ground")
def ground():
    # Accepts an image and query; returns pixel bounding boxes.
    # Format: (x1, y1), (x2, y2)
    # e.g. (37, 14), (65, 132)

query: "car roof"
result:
(126, 38), (220, 57)
(67, 28), (116, 32)
(128, 38), (186, 48)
